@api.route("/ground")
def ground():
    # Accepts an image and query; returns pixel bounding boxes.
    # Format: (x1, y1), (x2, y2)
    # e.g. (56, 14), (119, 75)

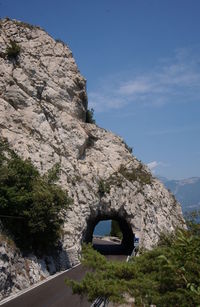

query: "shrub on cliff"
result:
(66, 218), (200, 306)
(118, 163), (152, 185)
(6, 40), (21, 59)
(86, 108), (95, 124)
(0, 141), (72, 252)
(98, 179), (110, 197)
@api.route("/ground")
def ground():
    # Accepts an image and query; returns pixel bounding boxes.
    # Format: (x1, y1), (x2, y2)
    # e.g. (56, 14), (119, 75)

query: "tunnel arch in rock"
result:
(0, 18), (186, 279)
(82, 211), (135, 254)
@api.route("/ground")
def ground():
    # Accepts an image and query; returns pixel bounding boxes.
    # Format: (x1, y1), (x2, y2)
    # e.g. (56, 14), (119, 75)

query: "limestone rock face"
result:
(0, 18), (185, 298)
(0, 238), (49, 301)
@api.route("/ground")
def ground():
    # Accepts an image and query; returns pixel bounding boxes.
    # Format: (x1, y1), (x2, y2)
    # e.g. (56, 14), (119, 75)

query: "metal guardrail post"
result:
(91, 296), (109, 307)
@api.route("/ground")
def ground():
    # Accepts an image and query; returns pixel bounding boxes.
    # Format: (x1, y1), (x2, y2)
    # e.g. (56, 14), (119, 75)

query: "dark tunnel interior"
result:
(83, 214), (135, 255)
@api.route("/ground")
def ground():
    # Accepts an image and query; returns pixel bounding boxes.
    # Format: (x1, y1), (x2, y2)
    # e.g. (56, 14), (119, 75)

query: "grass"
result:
(118, 163), (152, 185)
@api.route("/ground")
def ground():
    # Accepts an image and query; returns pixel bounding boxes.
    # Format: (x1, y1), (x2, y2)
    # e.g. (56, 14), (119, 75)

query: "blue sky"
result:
(1, 0), (200, 179)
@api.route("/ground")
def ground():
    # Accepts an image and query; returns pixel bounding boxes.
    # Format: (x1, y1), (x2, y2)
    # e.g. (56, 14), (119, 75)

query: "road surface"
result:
(1, 238), (127, 307)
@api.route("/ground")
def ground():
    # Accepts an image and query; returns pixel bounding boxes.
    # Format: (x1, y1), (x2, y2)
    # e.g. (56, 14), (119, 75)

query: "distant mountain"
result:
(158, 176), (200, 213)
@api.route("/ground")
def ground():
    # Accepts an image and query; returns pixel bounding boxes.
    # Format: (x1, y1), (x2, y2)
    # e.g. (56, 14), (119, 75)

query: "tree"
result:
(66, 219), (200, 306)
(0, 140), (72, 252)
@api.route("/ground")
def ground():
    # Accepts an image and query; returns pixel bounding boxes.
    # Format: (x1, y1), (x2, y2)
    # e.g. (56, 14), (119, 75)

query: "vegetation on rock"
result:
(86, 108), (96, 124)
(6, 40), (21, 59)
(66, 214), (200, 306)
(97, 162), (152, 196)
(118, 163), (152, 185)
(55, 38), (65, 45)
(122, 139), (133, 154)
(0, 140), (72, 253)
(98, 179), (110, 197)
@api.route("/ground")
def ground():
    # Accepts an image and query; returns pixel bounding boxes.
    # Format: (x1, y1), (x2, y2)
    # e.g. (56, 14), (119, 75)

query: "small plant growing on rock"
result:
(125, 144), (133, 154)
(14, 20), (37, 30)
(98, 179), (110, 196)
(122, 139), (133, 154)
(6, 40), (21, 60)
(118, 163), (152, 185)
(86, 108), (96, 124)
(55, 38), (65, 44)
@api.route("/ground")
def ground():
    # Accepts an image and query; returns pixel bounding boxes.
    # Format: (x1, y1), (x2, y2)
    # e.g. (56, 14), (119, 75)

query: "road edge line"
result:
(0, 263), (81, 305)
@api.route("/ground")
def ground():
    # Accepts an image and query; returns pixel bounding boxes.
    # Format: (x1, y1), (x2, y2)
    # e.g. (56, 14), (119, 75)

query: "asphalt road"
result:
(93, 237), (128, 261)
(1, 238), (127, 307)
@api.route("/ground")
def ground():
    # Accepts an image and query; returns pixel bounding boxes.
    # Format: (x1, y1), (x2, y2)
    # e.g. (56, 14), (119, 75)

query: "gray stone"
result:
(0, 239), (49, 300)
(0, 18), (185, 300)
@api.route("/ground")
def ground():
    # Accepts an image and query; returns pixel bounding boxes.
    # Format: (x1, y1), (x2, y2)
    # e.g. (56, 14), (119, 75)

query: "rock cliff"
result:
(0, 18), (185, 299)
(0, 236), (49, 301)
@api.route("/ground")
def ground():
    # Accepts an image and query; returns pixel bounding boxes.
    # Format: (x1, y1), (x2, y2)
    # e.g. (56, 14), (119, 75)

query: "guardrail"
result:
(126, 246), (138, 262)
(91, 296), (108, 307)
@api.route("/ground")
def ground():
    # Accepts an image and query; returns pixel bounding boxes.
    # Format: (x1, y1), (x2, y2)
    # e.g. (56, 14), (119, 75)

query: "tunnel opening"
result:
(93, 220), (112, 237)
(83, 214), (135, 255)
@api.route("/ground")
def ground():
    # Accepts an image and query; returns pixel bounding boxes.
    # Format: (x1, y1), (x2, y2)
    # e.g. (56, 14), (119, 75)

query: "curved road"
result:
(1, 238), (127, 307)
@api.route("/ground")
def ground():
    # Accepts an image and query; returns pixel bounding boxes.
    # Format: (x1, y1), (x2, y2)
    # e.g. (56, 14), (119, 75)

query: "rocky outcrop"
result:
(0, 236), (49, 301)
(0, 18), (185, 299)
(0, 231), (79, 301)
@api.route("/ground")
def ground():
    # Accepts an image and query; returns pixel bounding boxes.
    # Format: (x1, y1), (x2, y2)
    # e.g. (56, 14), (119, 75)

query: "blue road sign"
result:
(134, 237), (139, 247)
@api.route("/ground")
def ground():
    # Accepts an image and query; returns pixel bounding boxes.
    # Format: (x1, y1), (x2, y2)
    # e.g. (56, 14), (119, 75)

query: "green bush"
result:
(122, 140), (133, 154)
(184, 210), (200, 236)
(6, 40), (21, 59)
(86, 108), (96, 124)
(118, 163), (152, 185)
(13, 20), (38, 30)
(55, 38), (65, 44)
(66, 221), (200, 306)
(0, 140), (72, 252)
(98, 179), (110, 197)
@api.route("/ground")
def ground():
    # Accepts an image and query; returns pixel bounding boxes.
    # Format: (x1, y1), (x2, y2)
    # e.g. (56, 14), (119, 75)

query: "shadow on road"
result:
(92, 238), (129, 255)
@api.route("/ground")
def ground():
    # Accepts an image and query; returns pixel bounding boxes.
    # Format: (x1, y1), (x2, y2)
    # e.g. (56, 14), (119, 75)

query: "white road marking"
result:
(0, 263), (81, 305)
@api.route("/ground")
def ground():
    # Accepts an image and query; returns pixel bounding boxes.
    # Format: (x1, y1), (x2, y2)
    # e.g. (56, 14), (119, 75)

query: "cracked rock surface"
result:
(0, 18), (185, 300)
(0, 237), (50, 301)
